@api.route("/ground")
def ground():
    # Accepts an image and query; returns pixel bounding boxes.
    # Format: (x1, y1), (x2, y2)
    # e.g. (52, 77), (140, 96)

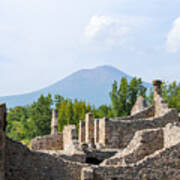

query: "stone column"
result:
(51, 109), (58, 135)
(94, 119), (99, 145)
(153, 80), (162, 97)
(79, 120), (85, 144)
(85, 113), (94, 144)
(98, 117), (109, 147)
(153, 80), (169, 117)
(0, 103), (6, 180)
(63, 125), (77, 152)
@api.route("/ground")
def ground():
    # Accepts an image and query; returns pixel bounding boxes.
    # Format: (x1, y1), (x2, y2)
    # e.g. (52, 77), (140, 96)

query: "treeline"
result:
(6, 77), (180, 144)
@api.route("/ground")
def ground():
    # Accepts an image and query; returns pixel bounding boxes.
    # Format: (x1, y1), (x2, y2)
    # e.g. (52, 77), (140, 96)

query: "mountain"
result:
(0, 65), (152, 108)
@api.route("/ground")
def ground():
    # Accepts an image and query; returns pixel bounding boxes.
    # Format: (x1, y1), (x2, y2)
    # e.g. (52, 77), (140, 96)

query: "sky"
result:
(0, 0), (180, 96)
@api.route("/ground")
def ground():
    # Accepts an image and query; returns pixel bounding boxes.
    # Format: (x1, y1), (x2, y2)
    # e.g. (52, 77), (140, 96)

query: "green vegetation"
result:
(6, 77), (180, 145)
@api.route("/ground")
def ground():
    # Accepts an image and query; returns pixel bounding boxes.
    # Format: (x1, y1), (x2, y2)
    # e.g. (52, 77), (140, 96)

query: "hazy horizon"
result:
(1, 0), (180, 96)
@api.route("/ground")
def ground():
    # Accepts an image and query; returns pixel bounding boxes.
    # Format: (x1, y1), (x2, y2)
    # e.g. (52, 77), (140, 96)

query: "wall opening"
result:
(85, 157), (102, 165)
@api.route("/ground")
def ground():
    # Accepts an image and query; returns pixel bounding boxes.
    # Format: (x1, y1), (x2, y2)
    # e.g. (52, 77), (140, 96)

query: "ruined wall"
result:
(5, 138), (86, 180)
(103, 128), (164, 166)
(31, 133), (63, 150)
(131, 96), (148, 115)
(0, 104), (6, 180)
(99, 108), (178, 149)
(164, 123), (180, 148)
(81, 142), (180, 180)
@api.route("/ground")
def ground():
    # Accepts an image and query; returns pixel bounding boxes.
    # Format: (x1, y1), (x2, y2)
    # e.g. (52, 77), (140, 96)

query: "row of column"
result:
(79, 113), (108, 147)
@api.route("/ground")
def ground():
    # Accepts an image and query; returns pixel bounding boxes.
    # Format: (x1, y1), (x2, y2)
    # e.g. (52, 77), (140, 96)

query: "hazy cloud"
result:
(167, 17), (180, 53)
(84, 16), (148, 47)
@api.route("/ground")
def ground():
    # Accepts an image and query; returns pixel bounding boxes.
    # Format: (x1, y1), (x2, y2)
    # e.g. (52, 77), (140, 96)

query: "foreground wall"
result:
(5, 138), (85, 180)
(0, 104), (6, 180)
(82, 142), (180, 180)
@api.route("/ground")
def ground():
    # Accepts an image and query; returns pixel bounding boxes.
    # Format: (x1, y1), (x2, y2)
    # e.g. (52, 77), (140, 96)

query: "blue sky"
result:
(0, 0), (180, 96)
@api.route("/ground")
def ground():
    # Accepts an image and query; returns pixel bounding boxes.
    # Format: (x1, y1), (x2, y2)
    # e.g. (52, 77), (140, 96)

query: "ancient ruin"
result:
(2, 80), (180, 179)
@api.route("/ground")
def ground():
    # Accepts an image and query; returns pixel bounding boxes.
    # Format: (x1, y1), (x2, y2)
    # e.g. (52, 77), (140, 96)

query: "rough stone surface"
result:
(0, 104), (6, 180)
(131, 96), (148, 115)
(3, 79), (180, 180)
(102, 128), (164, 166)
(5, 138), (86, 180)
(85, 113), (94, 144)
(31, 133), (63, 150)
(79, 120), (86, 144)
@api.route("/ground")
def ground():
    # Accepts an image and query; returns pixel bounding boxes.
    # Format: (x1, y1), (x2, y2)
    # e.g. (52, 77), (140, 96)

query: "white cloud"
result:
(167, 17), (180, 53)
(84, 15), (148, 47)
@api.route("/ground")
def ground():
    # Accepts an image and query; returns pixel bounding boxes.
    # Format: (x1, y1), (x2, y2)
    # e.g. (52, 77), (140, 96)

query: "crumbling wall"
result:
(164, 123), (180, 148)
(102, 128), (164, 166)
(81, 142), (180, 180)
(131, 96), (148, 115)
(31, 133), (63, 150)
(0, 104), (6, 180)
(5, 138), (86, 180)
(99, 108), (178, 149)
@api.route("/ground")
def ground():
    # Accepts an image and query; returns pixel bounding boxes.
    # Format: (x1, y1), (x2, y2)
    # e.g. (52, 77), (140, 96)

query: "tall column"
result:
(153, 80), (162, 97)
(79, 120), (85, 144)
(51, 109), (58, 135)
(0, 103), (6, 180)
(153, 80), (169, 117)
(85, 113), (94, 144)
(94, 119), (99, 145)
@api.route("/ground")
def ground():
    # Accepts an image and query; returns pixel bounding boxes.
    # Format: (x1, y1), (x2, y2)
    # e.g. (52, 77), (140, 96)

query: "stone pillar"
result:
(0, 104), (6, 180)
(63, 125), (77, 152)
(153, 80), (169, 117)
(51, 109), (58, 135)
(94, 119), (99, 145)
(85, 113), (94, 144)
(99, 117), (109, 147)
(79, 120), (85, 144)
(153, 80), (162, 96)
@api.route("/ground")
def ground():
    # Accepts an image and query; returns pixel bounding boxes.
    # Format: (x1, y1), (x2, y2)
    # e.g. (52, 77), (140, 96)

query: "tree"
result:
(28, 94), (53, 137)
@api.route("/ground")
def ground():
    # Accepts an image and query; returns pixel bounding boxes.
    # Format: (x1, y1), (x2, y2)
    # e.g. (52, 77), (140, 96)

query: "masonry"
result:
(2, 80), (180, 180)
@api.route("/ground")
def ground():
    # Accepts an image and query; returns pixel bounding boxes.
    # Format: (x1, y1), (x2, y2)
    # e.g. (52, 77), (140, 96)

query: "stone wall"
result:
(99, 108), (178, 149)
(81, 142), (180, 180)
(131, 96), (148, 115)
(164, 123), (180, 148)
(5, 138), (86, 180)
(31, 133), (63, 150)
(102, 128), (164, 166)
(0, 104), (6, 180)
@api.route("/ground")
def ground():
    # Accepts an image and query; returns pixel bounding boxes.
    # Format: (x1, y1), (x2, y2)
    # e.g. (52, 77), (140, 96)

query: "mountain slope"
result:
(0, 65), (151, 108)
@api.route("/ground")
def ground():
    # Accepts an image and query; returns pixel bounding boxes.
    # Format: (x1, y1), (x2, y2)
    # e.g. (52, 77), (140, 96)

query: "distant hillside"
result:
(0, 65), (152, 108)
